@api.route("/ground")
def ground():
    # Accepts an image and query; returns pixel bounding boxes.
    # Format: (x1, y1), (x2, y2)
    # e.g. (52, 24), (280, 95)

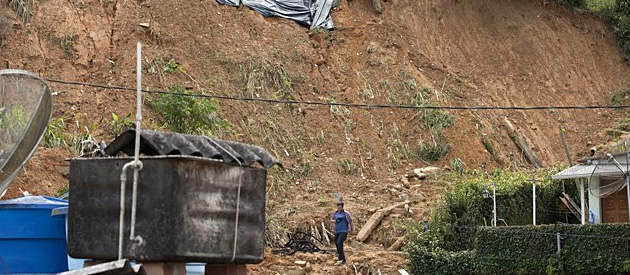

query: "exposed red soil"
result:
(2, 0), (630, 273)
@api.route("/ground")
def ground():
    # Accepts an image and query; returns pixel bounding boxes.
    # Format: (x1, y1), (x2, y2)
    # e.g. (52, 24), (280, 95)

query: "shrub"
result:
(417, 135), (451, 162)
(476, 224), (630, 274)
(415, 169), (576, 251)
(609, 89), (630, 106)
(109, 113), (135, 138)
(609, 0), (630, 59)
(148, 85), (231, 136)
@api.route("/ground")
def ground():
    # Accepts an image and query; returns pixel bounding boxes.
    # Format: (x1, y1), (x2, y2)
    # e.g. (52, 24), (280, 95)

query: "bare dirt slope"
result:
(2, 0), (630, 273)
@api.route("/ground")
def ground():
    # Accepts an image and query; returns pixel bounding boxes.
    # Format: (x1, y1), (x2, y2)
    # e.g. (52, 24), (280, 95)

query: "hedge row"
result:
(424, 169), (577, 251)
(407, 224), (630, 274)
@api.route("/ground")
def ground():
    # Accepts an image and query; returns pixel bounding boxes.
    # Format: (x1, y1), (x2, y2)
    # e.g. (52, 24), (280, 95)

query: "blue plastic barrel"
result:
(0, 196), (69, 274)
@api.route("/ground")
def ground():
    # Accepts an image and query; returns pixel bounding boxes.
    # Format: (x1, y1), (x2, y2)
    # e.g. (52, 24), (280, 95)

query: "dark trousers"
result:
(334, 232), (348, 262)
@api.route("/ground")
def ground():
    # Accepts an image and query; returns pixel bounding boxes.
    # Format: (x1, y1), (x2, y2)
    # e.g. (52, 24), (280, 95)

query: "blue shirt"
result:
(333, 210), (352, 233)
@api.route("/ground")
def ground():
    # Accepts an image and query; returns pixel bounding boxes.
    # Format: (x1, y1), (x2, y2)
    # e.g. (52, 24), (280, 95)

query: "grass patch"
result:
(242, 58), (293, 99)
(610, 88), (630, 107)
(8, 0), (34, 24)
(607, 118), (630, 138)
(423, 108), (456, 133)
(60, 35), (77, 60)
(43, 115), (98, 154)
(417, 134), (451, 162)
(338, 158), (360, 176)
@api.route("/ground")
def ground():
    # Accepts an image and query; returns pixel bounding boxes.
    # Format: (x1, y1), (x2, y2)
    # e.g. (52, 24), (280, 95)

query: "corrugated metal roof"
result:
(552, 164), (627, 180)
(104, 130), (281, 168)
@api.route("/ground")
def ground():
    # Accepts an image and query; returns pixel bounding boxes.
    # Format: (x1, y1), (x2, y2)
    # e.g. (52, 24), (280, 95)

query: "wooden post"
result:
(141, 262), (186, 275)
(504, 117), (544, 168)
(356, 201), (408, 242)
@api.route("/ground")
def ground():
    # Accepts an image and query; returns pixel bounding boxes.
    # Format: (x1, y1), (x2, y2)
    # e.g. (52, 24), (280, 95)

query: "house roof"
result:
(104, 130), (281, 169)
(552, 164), (628, 180)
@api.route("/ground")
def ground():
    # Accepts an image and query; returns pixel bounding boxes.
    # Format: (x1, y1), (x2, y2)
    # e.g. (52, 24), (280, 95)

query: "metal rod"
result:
(556, 231), (561, 255)
(493, 182), (497, 227)
(626, 175), (630, 224)
(129, 42), (144, 242)
(118, 162), (134, 260)
(580, 179), (586, 225)
(533, 181), (536, 226)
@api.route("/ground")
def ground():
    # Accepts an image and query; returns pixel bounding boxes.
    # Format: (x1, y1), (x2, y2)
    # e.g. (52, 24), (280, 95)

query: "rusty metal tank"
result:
(67, 130), (279, 264)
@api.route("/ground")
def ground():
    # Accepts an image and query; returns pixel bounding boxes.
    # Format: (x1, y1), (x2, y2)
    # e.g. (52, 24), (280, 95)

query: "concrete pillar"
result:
(141, 262), (186, 275)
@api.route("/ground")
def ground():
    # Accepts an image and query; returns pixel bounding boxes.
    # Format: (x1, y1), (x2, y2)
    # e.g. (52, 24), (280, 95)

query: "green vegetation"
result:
(56, 184), (69, 197)
(610, 88), (630, 106)
(43, 116), (69, 148)
(338, 158), (360, 175)
(560, 0), (630, 60)
(155, 57), (186, 74)
(408, 224), (630, 274)
(60, 35), (76, 59)
(0, 106), (29, 153)
(404, 169), (584, 274)
(43, 115), (98, 154)
(148, 85), (231, 136)
(606, 118), (630, 138)
(109, 113), (134, 138)
(450, 158), (466, 175)
(8, 0), (34, 24)
(417, 135), (451, 162)
(242, 58), (293, 99)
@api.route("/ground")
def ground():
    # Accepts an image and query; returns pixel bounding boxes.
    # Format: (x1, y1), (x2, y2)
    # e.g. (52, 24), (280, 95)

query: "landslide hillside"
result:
(2, 0), (630, 273)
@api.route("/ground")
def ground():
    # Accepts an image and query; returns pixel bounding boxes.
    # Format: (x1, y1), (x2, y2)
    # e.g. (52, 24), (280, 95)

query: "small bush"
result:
(417, 135), (451, 162)
(423, 108), (455, 133)
(338, 158), (360, 175)
(609, 89), (630, 106)
(148, 85), (231, 136)
(109, 113), (134, 138)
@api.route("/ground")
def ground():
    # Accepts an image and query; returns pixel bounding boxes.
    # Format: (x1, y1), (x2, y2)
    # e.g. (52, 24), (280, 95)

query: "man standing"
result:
(332, 201), (354, 265)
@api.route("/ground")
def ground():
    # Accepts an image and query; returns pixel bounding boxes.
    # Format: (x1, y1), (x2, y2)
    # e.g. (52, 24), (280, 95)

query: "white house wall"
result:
(588, 176), (602, 224)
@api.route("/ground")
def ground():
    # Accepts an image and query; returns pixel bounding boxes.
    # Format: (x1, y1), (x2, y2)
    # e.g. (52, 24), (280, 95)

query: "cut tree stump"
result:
(356, 201), (409, 242)
(504, 117), (543, 168)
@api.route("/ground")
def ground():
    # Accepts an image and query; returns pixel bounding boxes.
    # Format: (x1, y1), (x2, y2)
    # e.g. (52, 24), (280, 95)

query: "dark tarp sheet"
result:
(216, 0), (334, 30)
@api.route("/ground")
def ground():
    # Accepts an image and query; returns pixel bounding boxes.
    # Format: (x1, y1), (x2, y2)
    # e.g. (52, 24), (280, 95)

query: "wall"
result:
(588, 176), (602, 224)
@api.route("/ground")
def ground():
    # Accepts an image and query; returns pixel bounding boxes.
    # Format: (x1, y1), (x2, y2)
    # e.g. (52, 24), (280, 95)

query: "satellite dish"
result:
(0, 70), (52, 198)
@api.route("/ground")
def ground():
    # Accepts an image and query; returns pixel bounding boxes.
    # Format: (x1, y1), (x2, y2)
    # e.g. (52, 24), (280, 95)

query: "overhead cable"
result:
(44, 78), (630, 111)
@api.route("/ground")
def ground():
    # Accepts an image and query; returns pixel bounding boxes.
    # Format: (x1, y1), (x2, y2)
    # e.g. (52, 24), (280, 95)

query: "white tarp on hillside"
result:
(216, 0), (335, 30)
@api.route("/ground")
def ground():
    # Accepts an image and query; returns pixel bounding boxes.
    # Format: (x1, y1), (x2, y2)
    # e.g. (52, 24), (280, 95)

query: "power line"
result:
(44, 78), (630, 111)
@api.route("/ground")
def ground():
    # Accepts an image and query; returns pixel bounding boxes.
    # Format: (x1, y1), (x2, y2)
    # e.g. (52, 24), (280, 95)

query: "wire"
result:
(44, 78), (630, 111)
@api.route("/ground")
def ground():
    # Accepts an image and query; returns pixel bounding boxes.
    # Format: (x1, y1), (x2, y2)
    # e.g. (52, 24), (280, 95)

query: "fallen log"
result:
(387, 236), (407, 251)
(504, 117), (543, 168)
(356, 201), (409, 242)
